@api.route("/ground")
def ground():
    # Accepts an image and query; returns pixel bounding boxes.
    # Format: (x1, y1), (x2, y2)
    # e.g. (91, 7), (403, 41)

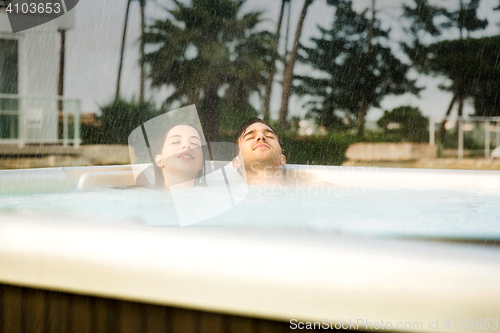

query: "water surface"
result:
(2, 185), (499, 241)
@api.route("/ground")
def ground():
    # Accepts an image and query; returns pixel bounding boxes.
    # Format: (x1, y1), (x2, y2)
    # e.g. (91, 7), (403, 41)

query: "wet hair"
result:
(232, 118), (284, 157)
(154, 122), (207, 187)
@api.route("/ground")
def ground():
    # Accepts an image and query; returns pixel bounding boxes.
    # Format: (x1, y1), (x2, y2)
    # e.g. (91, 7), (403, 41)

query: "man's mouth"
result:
(253, 143), (269, 150)
(177, 152), (194, 159)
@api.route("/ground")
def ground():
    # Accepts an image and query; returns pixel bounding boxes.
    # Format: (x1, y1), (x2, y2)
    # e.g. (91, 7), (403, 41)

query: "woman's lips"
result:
(177, 151), (194, 159)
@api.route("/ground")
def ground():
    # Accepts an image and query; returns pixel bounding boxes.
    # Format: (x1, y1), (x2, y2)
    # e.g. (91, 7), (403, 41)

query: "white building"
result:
(0, 3), (80, 146)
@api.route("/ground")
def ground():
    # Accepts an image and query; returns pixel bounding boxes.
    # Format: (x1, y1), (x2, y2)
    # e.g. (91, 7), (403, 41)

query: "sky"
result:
(62, 0), (500, 122)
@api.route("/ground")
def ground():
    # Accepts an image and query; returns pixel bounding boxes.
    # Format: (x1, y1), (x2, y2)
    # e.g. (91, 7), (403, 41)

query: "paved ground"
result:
(0, 145), (131, 169)
(342, 158), (500, 170)
(0, 145), (80, 156)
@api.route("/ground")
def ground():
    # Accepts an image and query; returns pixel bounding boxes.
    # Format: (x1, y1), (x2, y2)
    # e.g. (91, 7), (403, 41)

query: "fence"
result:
(0, 94), (81, 148)
(429, 117), (500, 158)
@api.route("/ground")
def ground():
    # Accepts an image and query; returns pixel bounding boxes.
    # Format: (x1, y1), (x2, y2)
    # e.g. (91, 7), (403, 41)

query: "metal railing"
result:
(429, 117), (500, 158)
(0, 93), (81, 148)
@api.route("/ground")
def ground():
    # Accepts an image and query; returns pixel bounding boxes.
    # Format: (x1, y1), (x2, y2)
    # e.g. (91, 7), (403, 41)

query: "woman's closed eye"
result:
(171, 141), (200, 147)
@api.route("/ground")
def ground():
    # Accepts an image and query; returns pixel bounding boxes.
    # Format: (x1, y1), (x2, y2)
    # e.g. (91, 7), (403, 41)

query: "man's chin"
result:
(252, 149), (274, 157)
(249, 155), (272, 162)
(245, 158), (281, 169)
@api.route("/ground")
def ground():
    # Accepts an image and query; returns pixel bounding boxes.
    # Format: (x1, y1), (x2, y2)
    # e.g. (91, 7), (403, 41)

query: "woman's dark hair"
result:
(154, 122), (207, 187)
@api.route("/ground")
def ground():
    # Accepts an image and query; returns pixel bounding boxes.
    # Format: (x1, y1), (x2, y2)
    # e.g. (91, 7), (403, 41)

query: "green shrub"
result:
(80, 123), (101, 145)
(376, 106), (429, 142)
(220, 129), (358, 166)
(218, 99), (258, 132)
(85, 99), (157, 145)
(281, 132), (355, 165)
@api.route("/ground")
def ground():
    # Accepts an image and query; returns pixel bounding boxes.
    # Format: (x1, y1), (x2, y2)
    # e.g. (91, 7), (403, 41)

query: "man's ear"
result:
(232, 156), (241, 170)
(155, 155), (163, 168)
(280, 154), (286, 167)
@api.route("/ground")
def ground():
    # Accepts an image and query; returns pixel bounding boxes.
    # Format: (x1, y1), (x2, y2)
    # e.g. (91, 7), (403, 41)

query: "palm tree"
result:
(115, 0), (131, 101)
(115, 0), (148, 102)
(139, 0), (146, 103)
(279, 0), (314, 126)
(263, 0), (288, 120)
(143, 0), (275, 141)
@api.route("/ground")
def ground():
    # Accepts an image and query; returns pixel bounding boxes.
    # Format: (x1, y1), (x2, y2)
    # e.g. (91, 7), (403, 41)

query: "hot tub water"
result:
(1, 185), (499, 241)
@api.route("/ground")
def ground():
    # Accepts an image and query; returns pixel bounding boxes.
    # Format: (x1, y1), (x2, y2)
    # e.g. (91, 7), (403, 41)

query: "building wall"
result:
(22, 30), (59, 141)
(0, 10), (74, 142)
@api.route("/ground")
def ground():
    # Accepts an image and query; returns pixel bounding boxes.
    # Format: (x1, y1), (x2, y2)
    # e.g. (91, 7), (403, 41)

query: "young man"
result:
(232, 118), (286, 185)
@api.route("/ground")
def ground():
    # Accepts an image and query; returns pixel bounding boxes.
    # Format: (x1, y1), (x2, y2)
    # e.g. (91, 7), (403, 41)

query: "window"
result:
(0, 38), (19, 139)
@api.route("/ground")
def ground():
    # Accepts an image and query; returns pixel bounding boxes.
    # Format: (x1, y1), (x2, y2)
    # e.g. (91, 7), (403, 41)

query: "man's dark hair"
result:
(232, 118), (284, 156)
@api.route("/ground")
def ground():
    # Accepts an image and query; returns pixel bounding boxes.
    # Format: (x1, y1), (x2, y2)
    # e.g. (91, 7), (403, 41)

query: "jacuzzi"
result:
(1, 163), (500, 332)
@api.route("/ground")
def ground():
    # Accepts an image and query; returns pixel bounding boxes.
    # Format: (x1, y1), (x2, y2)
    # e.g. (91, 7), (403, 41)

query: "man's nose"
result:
(256, 131), (266, 141)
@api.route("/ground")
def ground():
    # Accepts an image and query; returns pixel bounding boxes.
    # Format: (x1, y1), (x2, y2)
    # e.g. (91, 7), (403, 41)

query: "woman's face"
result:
(156, 125), (204, 181)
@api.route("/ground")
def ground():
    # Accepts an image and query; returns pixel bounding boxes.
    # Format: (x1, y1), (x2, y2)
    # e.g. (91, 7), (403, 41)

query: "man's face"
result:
(234, 122), (286, 170)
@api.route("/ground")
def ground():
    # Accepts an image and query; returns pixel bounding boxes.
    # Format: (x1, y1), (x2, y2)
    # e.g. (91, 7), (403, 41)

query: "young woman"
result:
(154, 123), (207, 188)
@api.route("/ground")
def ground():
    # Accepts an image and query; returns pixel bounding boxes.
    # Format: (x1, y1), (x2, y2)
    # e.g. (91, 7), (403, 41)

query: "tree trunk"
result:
(357, 99), (368, 138)
(437, 93), (458, 143)
(278, 0), (313, 126)
(263, 0), (287, 120)
(459, 0), (464, 40)
(456, 94), (464, 145)
(457, 95), (464, 117)
(284, 1), (292, 64)
(58, 29), (65, 113)
(202, 85), (220, 143)
(357, 0), (375, 138)
(139, 0), (146, 103)
(116, 0), (131, 101)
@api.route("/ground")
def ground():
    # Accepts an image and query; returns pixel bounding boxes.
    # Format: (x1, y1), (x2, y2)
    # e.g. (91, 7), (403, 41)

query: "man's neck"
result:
(244, 164), (286, 186)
